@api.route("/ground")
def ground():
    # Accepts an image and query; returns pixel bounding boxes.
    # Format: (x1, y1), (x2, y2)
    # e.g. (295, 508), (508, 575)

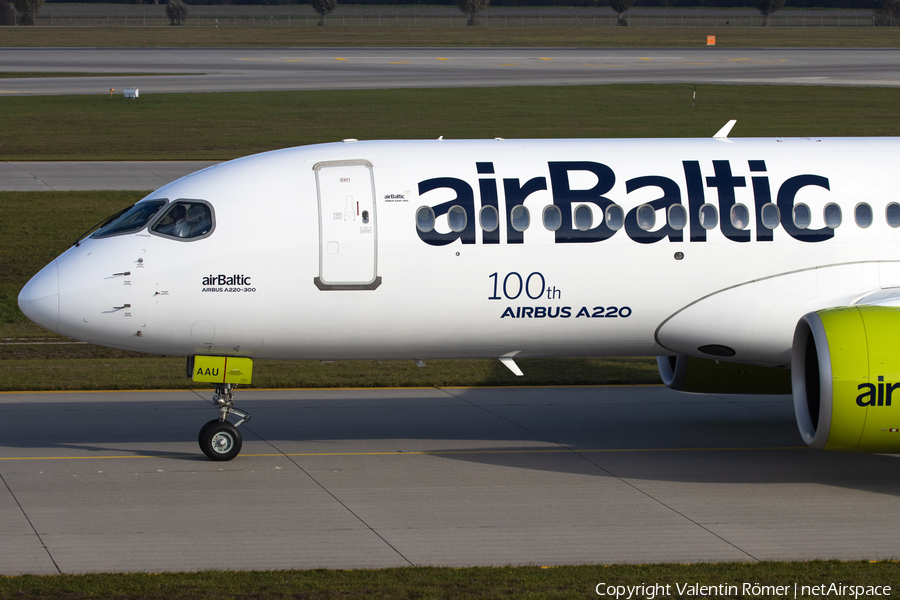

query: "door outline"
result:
(312, 160), (382, 291)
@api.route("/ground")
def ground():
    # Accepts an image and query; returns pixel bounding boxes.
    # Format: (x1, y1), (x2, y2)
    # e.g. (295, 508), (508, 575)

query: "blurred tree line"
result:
(25, 0), (884, 7)
(3, 0), (892, 28)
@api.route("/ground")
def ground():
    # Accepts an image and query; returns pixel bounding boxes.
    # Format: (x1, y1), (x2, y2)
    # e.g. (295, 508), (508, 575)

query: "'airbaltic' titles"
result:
(201, 274), (254, 293)
(857, 376), (900, 407)
(416, 159), (832, 246)
(202, 274), (251, 286)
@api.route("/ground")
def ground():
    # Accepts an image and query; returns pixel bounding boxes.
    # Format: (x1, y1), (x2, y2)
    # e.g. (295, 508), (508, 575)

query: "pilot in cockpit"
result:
(152, 204), (187, 237)
(151, 202), (212, 239)
(180, 204), (211, 237)
(173, 205), (193, 238)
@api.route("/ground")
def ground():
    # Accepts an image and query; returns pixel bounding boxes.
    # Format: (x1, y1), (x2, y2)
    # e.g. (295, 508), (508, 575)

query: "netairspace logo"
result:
(595, 582), (893, 599)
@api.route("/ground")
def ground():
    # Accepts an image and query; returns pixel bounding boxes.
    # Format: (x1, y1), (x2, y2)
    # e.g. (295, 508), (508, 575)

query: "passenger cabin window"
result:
(636, 204), (656, 231)
(730, 204), (750, 230)
(605, 205), (625, 231)
(447, 205), (467, 233)
(542, 205), (561, 232)
(91, 200), (166, 239)
(151, 201), (214, 240)
(887, 203), (900, 228)
(668, 205), (687, 231)
(855, 203), (873, 228)
(416, 206), (435, 233)
(699, 204), (718, 230)
(760, 203), (780, 229)
(574, 204), (593, 231)
(480, 206), (499, 232)
(823, 203), (842, 229)
(510, 205), (530, 232)
(792, 203), (811, 230)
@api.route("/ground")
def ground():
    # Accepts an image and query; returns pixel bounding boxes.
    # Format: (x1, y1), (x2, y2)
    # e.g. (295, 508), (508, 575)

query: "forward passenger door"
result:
(313, 160), (380, 290)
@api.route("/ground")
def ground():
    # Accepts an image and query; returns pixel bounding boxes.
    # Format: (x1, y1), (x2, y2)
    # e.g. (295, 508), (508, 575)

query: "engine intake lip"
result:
(792, 313), (834, 450)
(656, 355), (685, 389)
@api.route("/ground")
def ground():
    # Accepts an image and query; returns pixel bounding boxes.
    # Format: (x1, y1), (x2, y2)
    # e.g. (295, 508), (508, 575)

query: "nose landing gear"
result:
(198, 383), (250, 461)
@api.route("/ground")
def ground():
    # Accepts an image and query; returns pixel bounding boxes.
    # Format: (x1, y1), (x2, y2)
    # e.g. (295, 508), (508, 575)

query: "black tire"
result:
(198, 419), (218, 445)
(199, 420), (242, 461)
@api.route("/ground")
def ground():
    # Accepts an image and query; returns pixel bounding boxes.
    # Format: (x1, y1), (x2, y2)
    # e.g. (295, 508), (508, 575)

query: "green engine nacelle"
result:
(793, 306), (900, 452)
(657, 355), (792, 394)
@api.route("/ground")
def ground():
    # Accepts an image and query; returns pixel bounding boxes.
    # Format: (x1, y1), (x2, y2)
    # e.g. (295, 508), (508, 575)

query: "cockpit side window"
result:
(90, 200), (167, 239)
(150, 200), (214, 241)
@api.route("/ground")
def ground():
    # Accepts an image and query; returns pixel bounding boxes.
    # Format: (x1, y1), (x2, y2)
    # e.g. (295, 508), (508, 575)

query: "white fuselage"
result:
(19, 137), (900, 367)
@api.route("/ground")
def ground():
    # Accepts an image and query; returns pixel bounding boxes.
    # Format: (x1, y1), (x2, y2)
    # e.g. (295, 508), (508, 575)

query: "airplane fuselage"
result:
(23, 137), (895, 366)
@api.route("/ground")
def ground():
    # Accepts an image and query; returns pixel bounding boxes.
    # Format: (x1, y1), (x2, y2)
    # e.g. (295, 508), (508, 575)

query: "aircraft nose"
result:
(18, 261), (59, 333)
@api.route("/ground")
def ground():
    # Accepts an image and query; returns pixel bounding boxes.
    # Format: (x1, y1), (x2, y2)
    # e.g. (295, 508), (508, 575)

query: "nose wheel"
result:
(198, 383), (250, 461)
(199, 420), (242, 461)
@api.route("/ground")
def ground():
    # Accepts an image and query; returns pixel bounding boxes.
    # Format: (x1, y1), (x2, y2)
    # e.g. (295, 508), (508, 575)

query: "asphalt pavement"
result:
(0, 161), (221, 191)
(1, 48), (898, 96)
(1, 385), (899, 574)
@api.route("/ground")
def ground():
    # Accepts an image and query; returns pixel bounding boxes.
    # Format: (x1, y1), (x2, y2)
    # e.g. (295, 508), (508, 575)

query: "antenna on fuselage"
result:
(713, 120), (737, 139)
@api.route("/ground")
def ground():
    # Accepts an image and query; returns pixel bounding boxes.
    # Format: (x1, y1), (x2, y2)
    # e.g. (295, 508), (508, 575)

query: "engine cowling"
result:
(792, 306), (900, 452)
(657, 355), (791, 394)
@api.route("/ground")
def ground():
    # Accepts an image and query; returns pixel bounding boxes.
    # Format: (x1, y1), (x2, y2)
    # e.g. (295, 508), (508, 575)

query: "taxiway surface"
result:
(1, 47), (899, 95)
(1, 385), (899, 574)
(0, 161), (221, 192)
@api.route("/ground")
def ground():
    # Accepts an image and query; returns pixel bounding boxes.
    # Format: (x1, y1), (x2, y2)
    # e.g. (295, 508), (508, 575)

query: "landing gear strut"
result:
(198, 383), (250, 461)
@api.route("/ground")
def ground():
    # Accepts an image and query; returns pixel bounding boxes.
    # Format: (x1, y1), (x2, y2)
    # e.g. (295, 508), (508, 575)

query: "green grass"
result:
(3, 85), (900, 161)
(0, 561), (898, 599)
(1, 25), (898, 48)
(0, 356), (661, 391)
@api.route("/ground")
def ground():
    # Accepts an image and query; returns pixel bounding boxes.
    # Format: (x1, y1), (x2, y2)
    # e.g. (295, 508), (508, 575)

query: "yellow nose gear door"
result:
(314, 160), (381, 291)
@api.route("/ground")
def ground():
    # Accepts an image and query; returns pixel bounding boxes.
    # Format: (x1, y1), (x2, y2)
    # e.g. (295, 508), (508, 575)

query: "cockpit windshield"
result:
(90, 200), (167, 239)
(150, 201), (214, 240)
